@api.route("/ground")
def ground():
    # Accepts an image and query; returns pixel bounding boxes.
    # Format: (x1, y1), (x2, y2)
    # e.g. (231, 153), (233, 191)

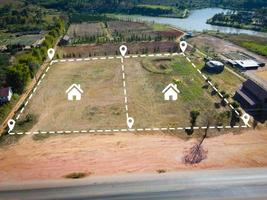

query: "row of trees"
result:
(207, 8), (267, 31)
(6, 18), (65, 94)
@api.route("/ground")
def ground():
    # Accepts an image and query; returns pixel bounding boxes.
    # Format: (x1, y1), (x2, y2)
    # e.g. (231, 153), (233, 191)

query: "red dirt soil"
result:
(0, 129), (267, 182)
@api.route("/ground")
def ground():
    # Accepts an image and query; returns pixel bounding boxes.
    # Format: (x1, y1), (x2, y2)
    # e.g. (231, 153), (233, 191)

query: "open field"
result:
(189, 35), (267, 64)
(125, 57), (234, 128)
(14, 59), (125, 132)
(12, 54), (241, 134)
(0, 128), (267, 182)
(209, 33), (267, 57)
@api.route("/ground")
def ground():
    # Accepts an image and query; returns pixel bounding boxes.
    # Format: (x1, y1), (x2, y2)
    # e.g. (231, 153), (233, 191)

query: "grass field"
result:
(189, 54), (244, 96)
(208, 33), (267, 57)
(13, 55), (238, 133)
(125, 57), (233, 128)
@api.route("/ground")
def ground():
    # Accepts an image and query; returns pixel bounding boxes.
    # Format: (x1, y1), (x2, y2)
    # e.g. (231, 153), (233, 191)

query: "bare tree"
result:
(183, 115), (213, 164)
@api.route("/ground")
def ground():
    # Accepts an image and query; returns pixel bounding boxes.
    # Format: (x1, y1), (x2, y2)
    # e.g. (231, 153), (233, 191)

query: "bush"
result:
(64, 172), (87, 179)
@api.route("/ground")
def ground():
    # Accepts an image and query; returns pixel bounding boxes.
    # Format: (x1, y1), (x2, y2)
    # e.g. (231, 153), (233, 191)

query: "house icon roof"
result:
(66, 84), (84, 94)
(162, 83), (180, 94)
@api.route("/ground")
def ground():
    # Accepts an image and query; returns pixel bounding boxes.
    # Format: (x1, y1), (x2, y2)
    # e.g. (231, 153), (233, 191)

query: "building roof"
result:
(66, 84), (83, 94)
(0, 87), (11, 97)
(235, 60), (259, 68)
(162, 83), (180, 94)
(209, 60), (224, 67)
(63, 35), (70, 41)
(243, 79), (267, 101)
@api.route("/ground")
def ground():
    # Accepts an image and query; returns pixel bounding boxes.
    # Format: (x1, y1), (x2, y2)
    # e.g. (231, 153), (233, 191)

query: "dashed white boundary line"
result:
(9, 125), (249, 135)
(120, 57), (129, 120)
(11, 51), (248, 135)
(182, 53), (241, 116)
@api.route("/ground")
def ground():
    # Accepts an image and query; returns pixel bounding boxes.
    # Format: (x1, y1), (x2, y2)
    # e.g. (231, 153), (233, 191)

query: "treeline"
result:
(207, 8), (267, 32)
(26, 0), (267, 13)
(6, 19), (65, 94)
(141, 0), (267, 9)
(0, 3), (51, 33)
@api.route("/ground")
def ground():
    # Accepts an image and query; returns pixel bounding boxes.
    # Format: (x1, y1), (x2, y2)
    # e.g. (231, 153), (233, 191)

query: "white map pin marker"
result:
(180, 41), (188, 53)
(7, 119), (15, 133)
(127, 117), (134, 129)
(47, 48), (55, 60)
(241, 113), (250, 126)
(119, 45), (127, 57)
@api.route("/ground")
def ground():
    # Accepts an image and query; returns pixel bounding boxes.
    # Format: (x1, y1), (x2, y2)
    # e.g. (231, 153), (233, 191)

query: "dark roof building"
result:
(59, 35), (71, 46)
(204, 60), (224, 74)
(0, 87), (13, 104)
(234, 79), (267, 121)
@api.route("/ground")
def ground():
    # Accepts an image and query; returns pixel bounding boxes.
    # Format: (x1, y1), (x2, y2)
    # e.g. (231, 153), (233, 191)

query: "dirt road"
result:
(0, 128), (267, 182)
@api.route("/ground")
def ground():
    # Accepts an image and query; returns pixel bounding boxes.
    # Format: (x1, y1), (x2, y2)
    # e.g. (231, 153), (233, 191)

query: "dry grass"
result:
(15, 59), (125, 132)
(15, 56), (237, 133)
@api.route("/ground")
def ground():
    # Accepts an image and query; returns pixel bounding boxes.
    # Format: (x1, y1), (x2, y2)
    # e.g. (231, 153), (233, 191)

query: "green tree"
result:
(7, 64), (30, 94)
(190, 110), (200, 127)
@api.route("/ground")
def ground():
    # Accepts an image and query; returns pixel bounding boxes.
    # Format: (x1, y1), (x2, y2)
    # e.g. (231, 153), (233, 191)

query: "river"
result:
(125, 8), (267, 37)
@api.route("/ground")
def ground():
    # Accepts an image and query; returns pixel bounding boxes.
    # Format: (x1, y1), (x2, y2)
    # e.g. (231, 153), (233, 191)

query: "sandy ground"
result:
(0, 128), (267, 183)
(189, 35), (267, 64)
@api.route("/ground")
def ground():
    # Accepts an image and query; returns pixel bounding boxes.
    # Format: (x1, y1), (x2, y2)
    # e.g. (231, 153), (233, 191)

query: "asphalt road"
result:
(1, 168), (267, 200)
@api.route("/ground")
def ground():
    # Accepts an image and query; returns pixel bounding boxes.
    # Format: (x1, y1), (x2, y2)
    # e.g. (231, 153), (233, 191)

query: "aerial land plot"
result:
(13, 59), (125, 133)
(13, 54), (242, 134)
(125, 56), (237, 128)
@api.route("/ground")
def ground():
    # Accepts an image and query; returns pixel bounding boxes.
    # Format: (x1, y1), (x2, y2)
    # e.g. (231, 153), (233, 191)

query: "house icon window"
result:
(65, 84), (83, 101)
(162, 83), (180, 101)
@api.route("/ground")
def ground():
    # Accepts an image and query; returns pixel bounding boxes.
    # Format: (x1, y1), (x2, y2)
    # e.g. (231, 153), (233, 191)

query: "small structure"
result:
(234, 79), (267, 121)
(223, 51), (263, 70)
(59, 35), (71, 46)
(162, 83), (180, 101)
(65, 84), (83, 101)
(204, 60), (224, 73)
(0, 87), (13, 104)
(32, 37), (45, 48)
(234, 60), (259, 70)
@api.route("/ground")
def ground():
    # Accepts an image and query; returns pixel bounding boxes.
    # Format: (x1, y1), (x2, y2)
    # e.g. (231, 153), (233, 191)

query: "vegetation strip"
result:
(11, 50), (248, 135)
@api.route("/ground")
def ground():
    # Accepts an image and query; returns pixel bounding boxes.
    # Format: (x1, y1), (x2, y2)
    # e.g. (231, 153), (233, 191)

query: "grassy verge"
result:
(207, 33), (267, 57)
(240, 41), (267, 57)
(0, 94), (19, 124)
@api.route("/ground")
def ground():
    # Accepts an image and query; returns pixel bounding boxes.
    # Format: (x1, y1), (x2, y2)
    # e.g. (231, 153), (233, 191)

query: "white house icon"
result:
(65, 84), (83, 101)
(162, 83), (180, 101)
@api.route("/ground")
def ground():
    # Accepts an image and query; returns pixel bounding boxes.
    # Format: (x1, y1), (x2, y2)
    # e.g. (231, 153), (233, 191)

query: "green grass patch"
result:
(172, 57), (204, 101)
(240, 41), (267, 56)
(0, 94), (19, 124)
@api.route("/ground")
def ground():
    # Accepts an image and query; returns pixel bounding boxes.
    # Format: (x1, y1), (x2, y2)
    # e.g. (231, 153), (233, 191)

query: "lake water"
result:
(128, 8), (267, 37)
